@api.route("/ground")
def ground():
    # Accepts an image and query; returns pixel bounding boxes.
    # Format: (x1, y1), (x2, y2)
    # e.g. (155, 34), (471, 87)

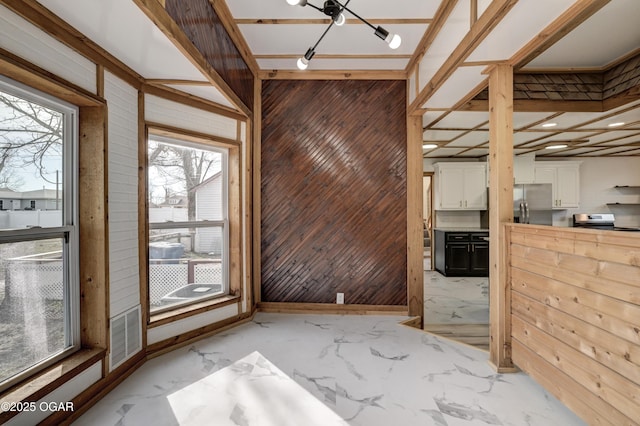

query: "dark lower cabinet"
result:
(434, 230), (489, 277)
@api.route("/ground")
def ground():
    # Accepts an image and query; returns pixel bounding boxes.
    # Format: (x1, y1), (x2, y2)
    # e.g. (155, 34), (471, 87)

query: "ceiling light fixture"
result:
(422, 144), (438, 149)
(287, 0), (402, 70)
(541, 122), (558, 128)
(608, 122), (625, 127)
(544, 144), (568, 150)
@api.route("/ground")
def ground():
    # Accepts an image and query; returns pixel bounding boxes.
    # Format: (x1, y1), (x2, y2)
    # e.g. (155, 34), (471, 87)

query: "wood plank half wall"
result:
(165, 0), (254, 109)
(507, 224), (640, 425)
(260, 80), (407, 306)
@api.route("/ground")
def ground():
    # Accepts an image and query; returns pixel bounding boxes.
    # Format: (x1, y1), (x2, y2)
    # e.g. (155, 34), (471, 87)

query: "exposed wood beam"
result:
(258, 69), (406, 80)
(488, 63), (515, 373)
(132, 0), (251, 117)
(145, 79), (211, 85)
(405, 0), (459, 74)
(142, 82), (246, 120)
(407, 113), (424, 320)
(235, 18), (432, 25)
(470, 0), (478, 27)
(511, 0), (611, 69)
(460, 99), (605, 112)
(209, 0), (260, 75)
(254, 54), (412, 59)
(0, 48), (103, 107)
(0, 0), (144, 88)
(408, 0), (519, 114)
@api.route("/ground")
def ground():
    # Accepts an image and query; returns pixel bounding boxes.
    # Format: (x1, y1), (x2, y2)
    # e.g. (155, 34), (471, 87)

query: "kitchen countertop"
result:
(433, 228), (489, 232)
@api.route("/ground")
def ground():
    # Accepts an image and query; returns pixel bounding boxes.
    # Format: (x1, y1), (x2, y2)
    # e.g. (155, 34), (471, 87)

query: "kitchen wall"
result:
(424, 156), (640, 228)
(538, 157), (640, 227)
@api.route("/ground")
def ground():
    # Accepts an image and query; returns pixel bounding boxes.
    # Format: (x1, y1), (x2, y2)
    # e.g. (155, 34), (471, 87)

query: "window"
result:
(147, 134), (228, 314)
(0, 76), (79, 392)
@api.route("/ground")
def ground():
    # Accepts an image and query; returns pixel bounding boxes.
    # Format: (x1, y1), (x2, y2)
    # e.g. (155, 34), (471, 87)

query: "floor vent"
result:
(110, 305), (142, 371)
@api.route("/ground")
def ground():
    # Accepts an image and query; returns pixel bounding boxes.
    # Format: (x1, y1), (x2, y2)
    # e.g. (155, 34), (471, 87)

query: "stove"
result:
(572, 213), (640, 232)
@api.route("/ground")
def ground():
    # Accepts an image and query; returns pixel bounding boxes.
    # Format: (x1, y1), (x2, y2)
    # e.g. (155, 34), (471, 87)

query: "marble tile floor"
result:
(424, 271), (489, 326)
(74, 313), (584, 426)
(424, 271), (490, 350)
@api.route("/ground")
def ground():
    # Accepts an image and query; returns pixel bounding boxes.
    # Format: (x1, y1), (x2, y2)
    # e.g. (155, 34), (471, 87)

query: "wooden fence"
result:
(507, 224), (639, 425)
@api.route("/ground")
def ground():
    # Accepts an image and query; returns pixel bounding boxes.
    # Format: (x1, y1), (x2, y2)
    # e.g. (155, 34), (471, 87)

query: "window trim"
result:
(0, 75), (80, 393)
(145, 126), (241, 323)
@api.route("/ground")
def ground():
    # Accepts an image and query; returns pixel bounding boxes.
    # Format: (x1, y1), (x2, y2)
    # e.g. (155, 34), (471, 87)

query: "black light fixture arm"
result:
(288, 0), (400, 69)
(330, 0), (374, 30)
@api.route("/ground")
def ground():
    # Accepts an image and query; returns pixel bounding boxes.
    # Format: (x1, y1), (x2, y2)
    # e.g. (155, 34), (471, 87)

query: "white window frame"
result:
(0, 76), (80, 392)
(147, 135), (229, 315)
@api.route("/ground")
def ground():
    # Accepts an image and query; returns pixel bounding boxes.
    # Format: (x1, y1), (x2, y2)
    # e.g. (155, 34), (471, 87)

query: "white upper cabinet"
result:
(534, 161), (581, 209)
(434, 163), (487, 210)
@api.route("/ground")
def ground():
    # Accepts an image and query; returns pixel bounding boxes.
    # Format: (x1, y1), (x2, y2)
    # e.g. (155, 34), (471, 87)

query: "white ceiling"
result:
(37, 0), (235, 108)
(28, 0), (640, 158)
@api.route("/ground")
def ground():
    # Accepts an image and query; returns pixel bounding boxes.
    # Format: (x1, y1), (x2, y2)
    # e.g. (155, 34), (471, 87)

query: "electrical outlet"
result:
(336, 293), (344, 304)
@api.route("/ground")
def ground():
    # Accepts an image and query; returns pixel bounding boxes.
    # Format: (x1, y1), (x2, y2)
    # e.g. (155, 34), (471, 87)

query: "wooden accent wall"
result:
(507, 224), (640, 425)
(261, 80), (407, 305)
(165, 0), (253, 109)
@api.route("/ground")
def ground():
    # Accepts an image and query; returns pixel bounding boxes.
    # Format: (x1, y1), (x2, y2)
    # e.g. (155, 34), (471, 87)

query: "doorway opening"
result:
(422, 173), (433, 271)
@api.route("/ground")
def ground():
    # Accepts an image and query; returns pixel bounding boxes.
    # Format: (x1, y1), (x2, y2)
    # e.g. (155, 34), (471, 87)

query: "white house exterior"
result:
(192, 172), (223, 256)
(0, 188), (60, 211)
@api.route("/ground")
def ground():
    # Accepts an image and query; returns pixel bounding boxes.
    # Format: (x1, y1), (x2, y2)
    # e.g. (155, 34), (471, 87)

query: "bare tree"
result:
(148, 140), (220, 221)
(0, 91), (63, 190)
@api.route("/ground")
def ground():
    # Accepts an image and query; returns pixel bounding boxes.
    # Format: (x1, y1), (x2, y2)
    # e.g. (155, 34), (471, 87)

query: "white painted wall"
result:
(539, 157), (640, 227)
(147, 303), (238, 345)
(0, 5), (96, 94)
(145, 95), (237, 140)
(105, 71), (140, 317)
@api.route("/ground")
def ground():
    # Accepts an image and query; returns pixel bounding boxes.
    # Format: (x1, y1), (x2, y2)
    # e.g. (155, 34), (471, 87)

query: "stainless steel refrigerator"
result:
(513, 184), (553, 225)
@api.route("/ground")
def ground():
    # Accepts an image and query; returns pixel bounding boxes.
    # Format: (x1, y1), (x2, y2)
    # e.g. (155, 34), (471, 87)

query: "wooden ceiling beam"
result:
(254, 54), (412, 59)
(258, 69), (406, 80)
(405, 0), (459, 75)
(459, 99), (605, 112)
(235, 18), (432, 25)
(511, 0), (612, 69)
(408, 0), (519, 114)
(132, 0), (250, 117)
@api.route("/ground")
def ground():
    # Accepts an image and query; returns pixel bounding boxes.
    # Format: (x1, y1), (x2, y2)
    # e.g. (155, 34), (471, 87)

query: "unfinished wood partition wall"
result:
(261, 79), (407, 306)
(507, 224), (640, 425)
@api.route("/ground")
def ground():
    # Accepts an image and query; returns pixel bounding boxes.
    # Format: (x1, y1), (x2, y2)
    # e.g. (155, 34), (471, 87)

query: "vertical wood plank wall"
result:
(261, 80), (407, 305)
(507, 224), (640, 425)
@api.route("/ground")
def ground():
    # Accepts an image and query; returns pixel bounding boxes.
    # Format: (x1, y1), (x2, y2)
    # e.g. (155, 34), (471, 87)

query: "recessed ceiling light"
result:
(608, 122), (625, 127)
(422, 144), (438, 149)
(541, 122), (558, 128)
(545, 144), (568, 150)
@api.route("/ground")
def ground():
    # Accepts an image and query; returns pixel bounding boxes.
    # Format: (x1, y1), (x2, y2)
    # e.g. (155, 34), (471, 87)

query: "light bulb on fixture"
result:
(422, 144), (438, 149)
(387, 33), (402, 49)
(374, 26), (402, 49)
(297, 47), (315, 70)
(545, 144), (568, 150)
(289, 0), (403, 69)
